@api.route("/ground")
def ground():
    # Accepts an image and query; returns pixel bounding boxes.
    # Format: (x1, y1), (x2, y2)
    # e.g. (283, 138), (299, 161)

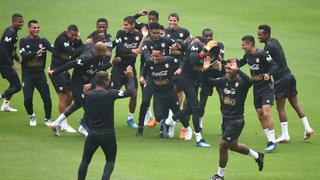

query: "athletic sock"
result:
(146, 107), (153, 118)
(263, 128), (269, 141)
(195, 132), (202, 142)
(54, 113), (66, 126)
(29, 113), (35, 118)
(280, 122), (289, 137)
(248, 149), (259, 159)
(268, 129), (276, 143)
(2, 99), (9, 107)
(128, 112), (134, 120)
(301, 116), (312, 132)
(217, 167), (225, 177)
(0, 94), (2, 99)
(199, 116), (203, 129)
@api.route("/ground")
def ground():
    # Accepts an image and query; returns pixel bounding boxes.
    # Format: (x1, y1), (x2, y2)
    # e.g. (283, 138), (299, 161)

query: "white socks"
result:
(248, 149), (259, 159)
(301, 116), (312, 132)
(199, 116), (203, 129)
(217, 167), (225, 177)
(2, 99), (9, 107)
(54, 113), (66, 126)
(128, 112), (134, 120)
(195, 132), (202, 142)
(264, 128), (275, 143)
(280, 122), (289, 137)
(60, 118), (69, 128)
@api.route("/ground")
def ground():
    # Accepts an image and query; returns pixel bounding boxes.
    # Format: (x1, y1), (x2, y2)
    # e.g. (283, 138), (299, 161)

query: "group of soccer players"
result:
(0, 10), (314, 180)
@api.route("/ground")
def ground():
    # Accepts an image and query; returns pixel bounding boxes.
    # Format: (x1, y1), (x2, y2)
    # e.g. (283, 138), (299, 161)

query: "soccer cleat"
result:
(144, 111), (153, 126)
(78, 125), (88, 137)
(304, 130), (314, 140)
(168, 121), (176, 138)
(264, 142), (277, 153)
(165, 117), (175, 126)
(179, 127), (186, 139)
(136, 126), (144, 137)
(196, 139), (211, 148)
(29, 115), (37, 127)
(209, 174), (224, 180)
(61, 125), (77, 133)
(255, 152), (264, 171)
(184, 127), (193, 140)
(147, 118), (157, 128)
(275, 135), (291, 143)
(159, 120), (168, 138)
(1, 106), (18, 112)
(44, 119), (52, 127)
(48, 123), (60, 136)
(127, 119), (138, 128)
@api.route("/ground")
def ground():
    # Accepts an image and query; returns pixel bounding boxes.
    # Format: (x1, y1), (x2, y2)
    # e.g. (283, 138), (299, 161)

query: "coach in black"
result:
(19, 20), (53, 126)
(238, 35), (278, 153)
(208, 59), (264, 180)
(48, 42), (110, 136)
(78, 67), (135, 180)
(257, 25), (313, 142)
(111, 16), (143, 128)
(0, 13), (24, 112)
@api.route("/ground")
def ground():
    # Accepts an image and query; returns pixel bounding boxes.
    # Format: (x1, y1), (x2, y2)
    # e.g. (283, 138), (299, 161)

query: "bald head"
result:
(93, 41), (107, 56)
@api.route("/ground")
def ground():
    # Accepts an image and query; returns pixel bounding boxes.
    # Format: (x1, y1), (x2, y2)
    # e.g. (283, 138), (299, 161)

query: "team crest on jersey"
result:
(167, 34), (171, 37)
(135, 36), (140, 41)
(26, 45), (30, 48)
(235, 82), (239, 87)
(124, 37), (128, 40)
(150, 66), (154, 70)
(256, 58), (260, 63)
(165, 63), (169, 68)
(39, 44), (43, 49)
(161, 43), (165, 47)
(179, 33), (183, 38)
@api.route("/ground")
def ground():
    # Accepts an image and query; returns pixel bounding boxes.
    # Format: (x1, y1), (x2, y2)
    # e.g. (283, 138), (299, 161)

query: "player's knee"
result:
(219, 140), (228, 149)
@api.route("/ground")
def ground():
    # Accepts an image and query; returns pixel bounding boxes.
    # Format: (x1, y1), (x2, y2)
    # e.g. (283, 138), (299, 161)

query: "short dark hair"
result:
(12, 13), (23, 21)
(148, 10), (159, 20)
(28, 20), (38, 27)
(227, 58), (237, 63)
(242, 35), (255, 45)
(96, 18), (108, 25)
(202, 28), (213, 35)
(94, 71), (109, 86)
(168, 13), (179, 21)
(149, 22), (161, 30)
(67, 24), (78, 32)
(159, 25), (164, 30)
(123, 16), (136, 24)
(258, 24), (271, 36)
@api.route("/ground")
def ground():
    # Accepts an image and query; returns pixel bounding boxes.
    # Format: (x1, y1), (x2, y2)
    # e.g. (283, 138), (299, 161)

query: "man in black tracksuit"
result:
(19, 20), (53, 126)
(0, 13), (24, 112)
(48, 42), (111, 136)
(208, 59), (264, 180)
(78, 68), (135, 180)
(136, 22), (176, 135)
(238, 35), (278, 153)
(111, 16), (143, 128)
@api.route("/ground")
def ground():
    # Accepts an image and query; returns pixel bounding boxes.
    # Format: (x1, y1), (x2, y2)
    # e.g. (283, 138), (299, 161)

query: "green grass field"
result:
(0, 0), (320, 179)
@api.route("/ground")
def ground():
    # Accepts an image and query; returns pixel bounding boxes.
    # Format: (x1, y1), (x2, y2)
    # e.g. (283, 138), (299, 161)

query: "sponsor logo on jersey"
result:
(4, 36), (12, 42)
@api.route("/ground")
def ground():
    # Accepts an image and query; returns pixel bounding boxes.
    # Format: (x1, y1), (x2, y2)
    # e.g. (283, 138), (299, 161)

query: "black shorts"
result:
(110, 67), (138, 90)
(274, 73), (298, 99)
(49, 71), (71, 93)
(222, 119), (244, 142)
(253, 85), (274, 109)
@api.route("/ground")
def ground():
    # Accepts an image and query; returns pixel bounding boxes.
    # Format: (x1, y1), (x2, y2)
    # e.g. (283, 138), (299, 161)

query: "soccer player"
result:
(77, 67), (135, 180)
(132, 9), (160, 30)
(257, 24), (314, 141)
(48, 42), (110, 136)
(141, 48), (190, 138)
(165, 36), (219, 147)
(136, 22), (177, 136)
(49, 24), (83, 132)
(199, 28), (225, 130)
(208, 59), (264, 180)
(86, 18), (113, 51)
(238, 35), (278, 152)
(165, 13), (191, 138)
(19, 20), (53, 126)
(111, 16), (143, 128)
(0, 13), (24, 112)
